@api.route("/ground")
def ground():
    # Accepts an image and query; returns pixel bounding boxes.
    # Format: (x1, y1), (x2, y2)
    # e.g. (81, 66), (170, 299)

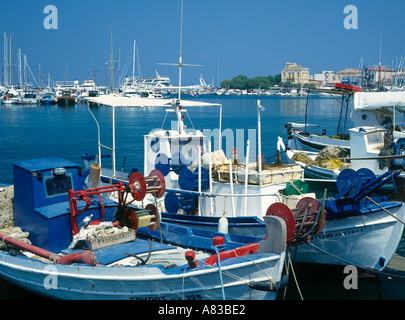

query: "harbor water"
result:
(1, 95), (405, 300)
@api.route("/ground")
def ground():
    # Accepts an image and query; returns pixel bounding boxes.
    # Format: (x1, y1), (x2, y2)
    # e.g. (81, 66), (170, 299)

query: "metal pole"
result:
(257, 100), (263, 185)
(244, 140), (250, 216)
(208, 140), (214, 215)
(198, 145), (202, 215)
(229, 161), (235, 217)
(219, 105), (222, 151)
(112, 105), (116, 178)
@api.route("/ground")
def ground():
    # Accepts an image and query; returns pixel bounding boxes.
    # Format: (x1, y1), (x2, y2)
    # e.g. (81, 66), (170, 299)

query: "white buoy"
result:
(218, 215), (229, 234)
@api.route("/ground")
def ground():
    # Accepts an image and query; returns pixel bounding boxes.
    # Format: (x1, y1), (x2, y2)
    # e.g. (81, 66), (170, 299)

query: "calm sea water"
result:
(1, 95), (405, 300)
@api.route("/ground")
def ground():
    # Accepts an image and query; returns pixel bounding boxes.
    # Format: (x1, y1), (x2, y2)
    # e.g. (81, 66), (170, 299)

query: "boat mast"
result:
(378, 33), (382, 91)
(38, 64), (41, 90)
(9, 34), (13, 87)
(110, 28), (114, 92)
(3, 33), (7, 87)
(18, 48), (22, 87)
(178, 0), (184, 101)
(132, 40), (136, 84)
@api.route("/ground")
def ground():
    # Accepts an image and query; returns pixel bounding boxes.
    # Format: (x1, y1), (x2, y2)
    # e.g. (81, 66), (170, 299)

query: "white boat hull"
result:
(285, 149), (339, 181)
(294, 204), (405, 271)
(288, 130), (350, 153)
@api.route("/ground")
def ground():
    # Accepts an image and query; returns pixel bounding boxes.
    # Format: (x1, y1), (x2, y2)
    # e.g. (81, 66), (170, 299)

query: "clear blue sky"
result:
(1, 0), (405, 87)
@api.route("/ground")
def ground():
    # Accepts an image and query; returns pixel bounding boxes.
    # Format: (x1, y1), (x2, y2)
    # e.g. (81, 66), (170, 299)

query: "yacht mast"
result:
(110, 28), (114, 92)
(132, 40), (136, 83)
(3, 33), (8, 87)
(178, 0), (184, 101)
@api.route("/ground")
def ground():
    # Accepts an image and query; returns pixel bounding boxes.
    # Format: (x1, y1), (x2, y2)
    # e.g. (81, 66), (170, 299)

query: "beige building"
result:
(281, 62), (311, 84)
(335, 68), (361, 81)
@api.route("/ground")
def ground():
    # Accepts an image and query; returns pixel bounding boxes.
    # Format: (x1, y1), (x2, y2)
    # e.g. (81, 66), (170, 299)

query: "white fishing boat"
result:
(1, 88), (24, 105)
(285, 91), (405, 181)
(0, 157), (288, 300)
(21, 90), (39, 104)
(284, 83), (361, 153)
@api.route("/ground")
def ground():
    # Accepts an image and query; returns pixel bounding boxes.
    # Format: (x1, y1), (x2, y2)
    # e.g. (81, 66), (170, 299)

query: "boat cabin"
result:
(13, 158), (117, 253)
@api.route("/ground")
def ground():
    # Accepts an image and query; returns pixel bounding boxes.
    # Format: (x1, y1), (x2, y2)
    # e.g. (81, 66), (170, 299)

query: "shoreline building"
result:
(281, 62), (311, 84)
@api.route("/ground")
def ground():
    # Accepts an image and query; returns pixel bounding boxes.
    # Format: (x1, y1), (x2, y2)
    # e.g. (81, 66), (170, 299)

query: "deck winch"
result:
(164, 191), (195, 214)
(266, 197), (325, 244)
(325, 168), (401, 218)
(155, 152), (190, 176)
(69, 169), (166, 235)
(178, 166), (210, 191)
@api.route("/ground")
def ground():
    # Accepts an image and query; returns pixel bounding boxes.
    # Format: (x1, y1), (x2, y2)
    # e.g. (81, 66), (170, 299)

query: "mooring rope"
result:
(303, 240), (405, 279)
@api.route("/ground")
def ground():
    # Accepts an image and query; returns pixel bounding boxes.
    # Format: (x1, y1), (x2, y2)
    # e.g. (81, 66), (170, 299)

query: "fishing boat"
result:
(160, 167), (405, 272)
(21, 90), (39, 104)
(56, 90), (76, 106)
(285, 91), (405, 181)
(40, 92), (57, 105)
(284, 146), (345, 181)
(284, 83), (360, 153)
(0, 157), (288, 300)
(139, 98), (405, 272)
(1, 88), (24, 105)
(84, 88), (405, 273)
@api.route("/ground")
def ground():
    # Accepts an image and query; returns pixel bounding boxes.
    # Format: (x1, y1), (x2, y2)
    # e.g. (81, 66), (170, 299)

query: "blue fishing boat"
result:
(0, 157), (287, 300)
(40, 92), (57, 105)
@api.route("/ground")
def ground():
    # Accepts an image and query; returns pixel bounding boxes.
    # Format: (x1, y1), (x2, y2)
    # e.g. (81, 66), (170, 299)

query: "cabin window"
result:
(44, 174), (73, 197)
(365, 132), (384, 152)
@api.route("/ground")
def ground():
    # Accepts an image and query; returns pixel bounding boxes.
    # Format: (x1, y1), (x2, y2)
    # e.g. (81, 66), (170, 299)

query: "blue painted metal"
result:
(13, 157), (117, 253)
(164, 191), (195, 214)
(137, 221), (262, 252)
(326, 169), (401, 218)
(178, 166), (209, 191)
(154, 152), (189, 176)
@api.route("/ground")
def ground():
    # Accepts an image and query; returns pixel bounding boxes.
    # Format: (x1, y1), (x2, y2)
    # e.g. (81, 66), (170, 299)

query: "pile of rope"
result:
(0, 226), (31, 250)
(68, 222), (131, 251)
(83, 222), (130, 239)
(0, 185), (14, 229)
(0, 186), (32, 250)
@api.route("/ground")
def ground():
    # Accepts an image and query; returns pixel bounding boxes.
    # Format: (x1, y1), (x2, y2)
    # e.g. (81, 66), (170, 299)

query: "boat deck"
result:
(69, 238), (174, 265)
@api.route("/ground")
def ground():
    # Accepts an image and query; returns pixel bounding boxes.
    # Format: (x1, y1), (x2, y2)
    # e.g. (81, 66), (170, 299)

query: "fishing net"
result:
(314, 146), (349, 170)
(291, 151), (314, 166)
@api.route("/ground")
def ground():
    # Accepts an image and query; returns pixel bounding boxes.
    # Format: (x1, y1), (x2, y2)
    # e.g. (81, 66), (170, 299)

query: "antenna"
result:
(157, 0), (202, 101)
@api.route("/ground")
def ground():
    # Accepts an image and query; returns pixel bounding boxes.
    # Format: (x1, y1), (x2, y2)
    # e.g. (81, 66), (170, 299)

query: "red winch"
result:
(266, 197), (326, 244)
(68, 170), (166, 235)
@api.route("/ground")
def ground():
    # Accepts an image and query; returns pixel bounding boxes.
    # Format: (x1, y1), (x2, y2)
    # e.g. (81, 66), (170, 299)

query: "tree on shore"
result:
(221, 74), (315, 90)
(221, 74), (281, 90)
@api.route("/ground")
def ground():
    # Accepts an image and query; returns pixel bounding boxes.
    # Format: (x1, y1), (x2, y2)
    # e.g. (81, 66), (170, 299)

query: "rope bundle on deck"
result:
(0, 186), (31, 250)
(0, 186), (14, 228)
